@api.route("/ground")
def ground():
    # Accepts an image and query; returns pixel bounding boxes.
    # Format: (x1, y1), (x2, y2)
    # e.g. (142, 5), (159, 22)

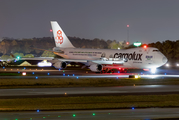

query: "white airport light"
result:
(135, 75), (139, 79)
(38, 60), (52, 67)
(166, 63), (169, 67)
(176, 63), (179, 67)
(22, 72), (26, 76)
(151, 68), (156, 74)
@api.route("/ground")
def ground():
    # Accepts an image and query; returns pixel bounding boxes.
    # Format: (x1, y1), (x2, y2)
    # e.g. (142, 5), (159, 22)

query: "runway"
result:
(0, 85), (179, 99)
(1, 108), (179, 120)
(0, 66), (179, 79)
(0, 67), (179, 119)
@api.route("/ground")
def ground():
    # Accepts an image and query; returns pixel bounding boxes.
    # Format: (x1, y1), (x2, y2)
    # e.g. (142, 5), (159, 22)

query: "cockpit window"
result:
(153, 50), (159, 52)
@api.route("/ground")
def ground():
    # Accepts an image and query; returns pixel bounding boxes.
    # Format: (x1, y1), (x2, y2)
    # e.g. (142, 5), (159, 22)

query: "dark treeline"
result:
(0, 37), (179, 62)
(0, 37), (112, 56)
(149, 40), (179, 62)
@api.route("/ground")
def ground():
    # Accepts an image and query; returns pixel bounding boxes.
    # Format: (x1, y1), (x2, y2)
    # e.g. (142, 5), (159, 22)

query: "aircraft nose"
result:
(162, 56), (168, 64)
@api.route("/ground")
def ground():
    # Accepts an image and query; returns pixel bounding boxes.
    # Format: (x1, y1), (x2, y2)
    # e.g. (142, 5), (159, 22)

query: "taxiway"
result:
(0, 85), (179, 99)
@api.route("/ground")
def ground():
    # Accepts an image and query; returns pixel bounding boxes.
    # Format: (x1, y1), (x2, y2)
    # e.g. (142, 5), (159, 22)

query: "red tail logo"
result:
(55, 30), (63, 44)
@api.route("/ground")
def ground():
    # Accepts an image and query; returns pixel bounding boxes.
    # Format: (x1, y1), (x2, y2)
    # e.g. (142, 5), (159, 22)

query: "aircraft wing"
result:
(50, 58), (124, 65)
(18, 57), (124, 65)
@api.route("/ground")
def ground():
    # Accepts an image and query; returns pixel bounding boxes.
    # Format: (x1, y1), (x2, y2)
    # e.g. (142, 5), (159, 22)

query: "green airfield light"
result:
(73, 114), (76, 117)
(133, 42), (142, 47)
(17, 56), (20, 60)
(93, 113), (96, 116)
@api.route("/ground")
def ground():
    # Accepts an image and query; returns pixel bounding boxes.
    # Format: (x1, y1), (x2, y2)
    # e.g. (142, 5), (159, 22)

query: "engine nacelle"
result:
(53, 61), (67, 69)
(89, 64), (103, 72)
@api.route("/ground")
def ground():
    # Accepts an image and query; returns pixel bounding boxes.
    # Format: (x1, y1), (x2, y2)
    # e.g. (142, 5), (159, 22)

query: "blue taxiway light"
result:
(47, 73), (50, 75)
(37, 109), (39, 112)
(76, 77), (78, 79)
(18, 71), (20, 73)
(132, 107), (135, 110)
(3, 67), (5, 69)
(165, 73), (167, 75)
(32, 72), (34, 74)
(63, 74), (65, 76)
(59, 69), (61, 71)
(36, 77), (38, 79)
(68, 75), (69, 76)
(24, 67), (26, 69)
(73, 74), (75, 76)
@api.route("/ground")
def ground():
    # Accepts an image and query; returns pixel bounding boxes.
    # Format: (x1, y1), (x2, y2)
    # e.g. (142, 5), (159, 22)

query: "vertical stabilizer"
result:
(51, 21), (75, 48)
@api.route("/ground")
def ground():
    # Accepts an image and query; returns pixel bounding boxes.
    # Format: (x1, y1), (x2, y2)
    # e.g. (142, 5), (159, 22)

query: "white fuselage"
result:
(54, 47), (167, 69)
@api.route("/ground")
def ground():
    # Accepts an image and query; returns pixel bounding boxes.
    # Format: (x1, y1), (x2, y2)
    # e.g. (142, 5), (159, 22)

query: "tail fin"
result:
(50, 21), (75, 48)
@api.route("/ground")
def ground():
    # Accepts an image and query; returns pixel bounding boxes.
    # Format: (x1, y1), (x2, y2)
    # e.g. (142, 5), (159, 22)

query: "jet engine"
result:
(89, 64), (103, 72)
(53, 61), (67, 69)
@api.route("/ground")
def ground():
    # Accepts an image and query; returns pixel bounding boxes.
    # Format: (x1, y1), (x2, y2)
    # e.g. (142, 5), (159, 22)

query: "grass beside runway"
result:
(1, 77), (179, 88)
(0, 95), (179, 111)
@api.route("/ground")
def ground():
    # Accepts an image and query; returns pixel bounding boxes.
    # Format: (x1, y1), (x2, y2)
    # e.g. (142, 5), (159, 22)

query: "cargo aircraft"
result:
(47, 21), (167, 73)
(11, 21), (167, 73)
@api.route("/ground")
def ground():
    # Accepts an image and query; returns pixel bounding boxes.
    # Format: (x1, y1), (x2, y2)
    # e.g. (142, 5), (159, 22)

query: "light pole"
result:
(127, 25), (129, 43)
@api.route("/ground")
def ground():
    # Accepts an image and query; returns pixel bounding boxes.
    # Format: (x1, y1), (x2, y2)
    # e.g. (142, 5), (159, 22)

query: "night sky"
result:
(1, 0), (179, 44)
